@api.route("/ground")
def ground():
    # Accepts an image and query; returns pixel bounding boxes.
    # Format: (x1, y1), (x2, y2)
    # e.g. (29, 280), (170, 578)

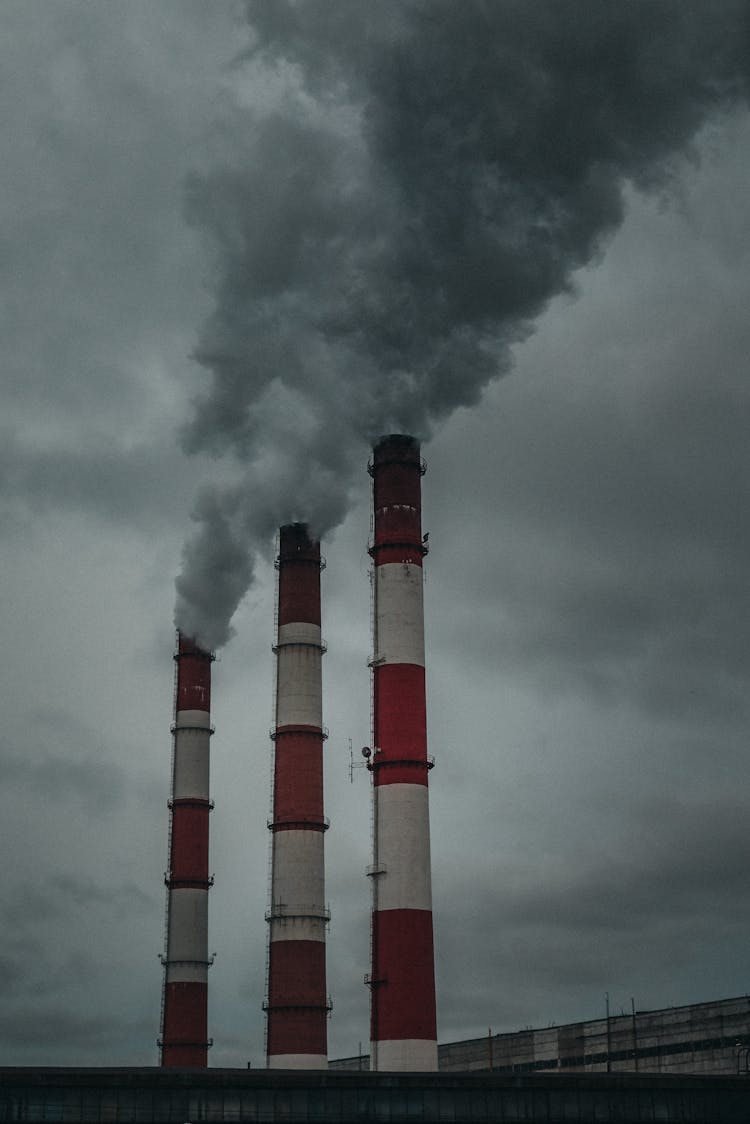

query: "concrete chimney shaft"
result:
(266, 523), (330, 1068)
(160, 632), (214, 1066)
(367, 435), (438, 1071)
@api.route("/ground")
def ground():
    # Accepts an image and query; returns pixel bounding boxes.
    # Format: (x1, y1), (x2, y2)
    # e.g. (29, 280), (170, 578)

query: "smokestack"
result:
(265, 523), (330, 1068)
(160, 632), (214, 1066)
(367, 434), (438, 1071)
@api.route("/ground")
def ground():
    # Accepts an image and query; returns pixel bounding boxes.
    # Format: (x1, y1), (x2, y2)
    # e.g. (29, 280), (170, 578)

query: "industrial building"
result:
(331, 995), (750, 1078)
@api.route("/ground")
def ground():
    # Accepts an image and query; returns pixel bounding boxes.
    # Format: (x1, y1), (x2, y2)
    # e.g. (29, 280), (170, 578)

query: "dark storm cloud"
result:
(1, 5), (209, 385)
(176, 0), (750, 648)
(448, 559), (749, 719)
(0, 954), (29, 998)
(0, 885), (155, 1043)
(0, 709), (125, 810)
(435, 793), (750, 1035)
(0, 866), (157, 1058)
(496, 797), (750, 931)
(0, 431), (197, 532)
(0, 1008), (133, 1051)
(0, 876), (152, 928)
(0, 4), (237, 541)
(426, 234), (750, 721)
(0, 753), (123, 809)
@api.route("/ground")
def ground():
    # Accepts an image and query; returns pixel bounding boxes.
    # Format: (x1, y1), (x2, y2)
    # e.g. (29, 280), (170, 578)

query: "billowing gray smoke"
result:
(175, 0), (749, 650)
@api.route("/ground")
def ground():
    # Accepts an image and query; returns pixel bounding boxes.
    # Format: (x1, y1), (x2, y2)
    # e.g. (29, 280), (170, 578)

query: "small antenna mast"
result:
(349, 738), (371, 782)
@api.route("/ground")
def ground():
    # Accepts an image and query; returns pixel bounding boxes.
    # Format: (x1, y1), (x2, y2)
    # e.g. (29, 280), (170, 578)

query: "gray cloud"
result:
(0, 710), (125, 811)
(175, 0), (750, 648)
(434, 795), (750, 1037)
(0, 1008), (144, 1052)
(0, 3), (237, 547)
(0, 430), (198, 534)
(422, 171), (750, 721)
(0, 876), (152, 932)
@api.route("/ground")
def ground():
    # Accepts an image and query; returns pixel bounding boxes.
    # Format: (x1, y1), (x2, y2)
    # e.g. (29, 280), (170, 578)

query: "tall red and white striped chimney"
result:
(265, 523), (330, 1068)
(160, 632), (214, 1067)
(367, 434), (438, 1071)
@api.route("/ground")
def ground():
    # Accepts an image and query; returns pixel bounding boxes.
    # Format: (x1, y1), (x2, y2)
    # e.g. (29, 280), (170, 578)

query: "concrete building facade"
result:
(332, 995), (750, 1077)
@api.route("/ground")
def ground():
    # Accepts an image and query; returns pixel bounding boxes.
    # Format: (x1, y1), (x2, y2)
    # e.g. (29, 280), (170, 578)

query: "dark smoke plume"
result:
(175, 0), (749, 649)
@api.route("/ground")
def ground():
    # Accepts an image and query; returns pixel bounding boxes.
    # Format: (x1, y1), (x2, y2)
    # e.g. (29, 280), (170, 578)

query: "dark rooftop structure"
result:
(1, 1067), (748, 1123)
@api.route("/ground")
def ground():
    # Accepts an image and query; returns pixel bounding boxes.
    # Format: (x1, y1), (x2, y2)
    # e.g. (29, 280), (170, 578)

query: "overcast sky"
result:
(1, 2), (749, 1068)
